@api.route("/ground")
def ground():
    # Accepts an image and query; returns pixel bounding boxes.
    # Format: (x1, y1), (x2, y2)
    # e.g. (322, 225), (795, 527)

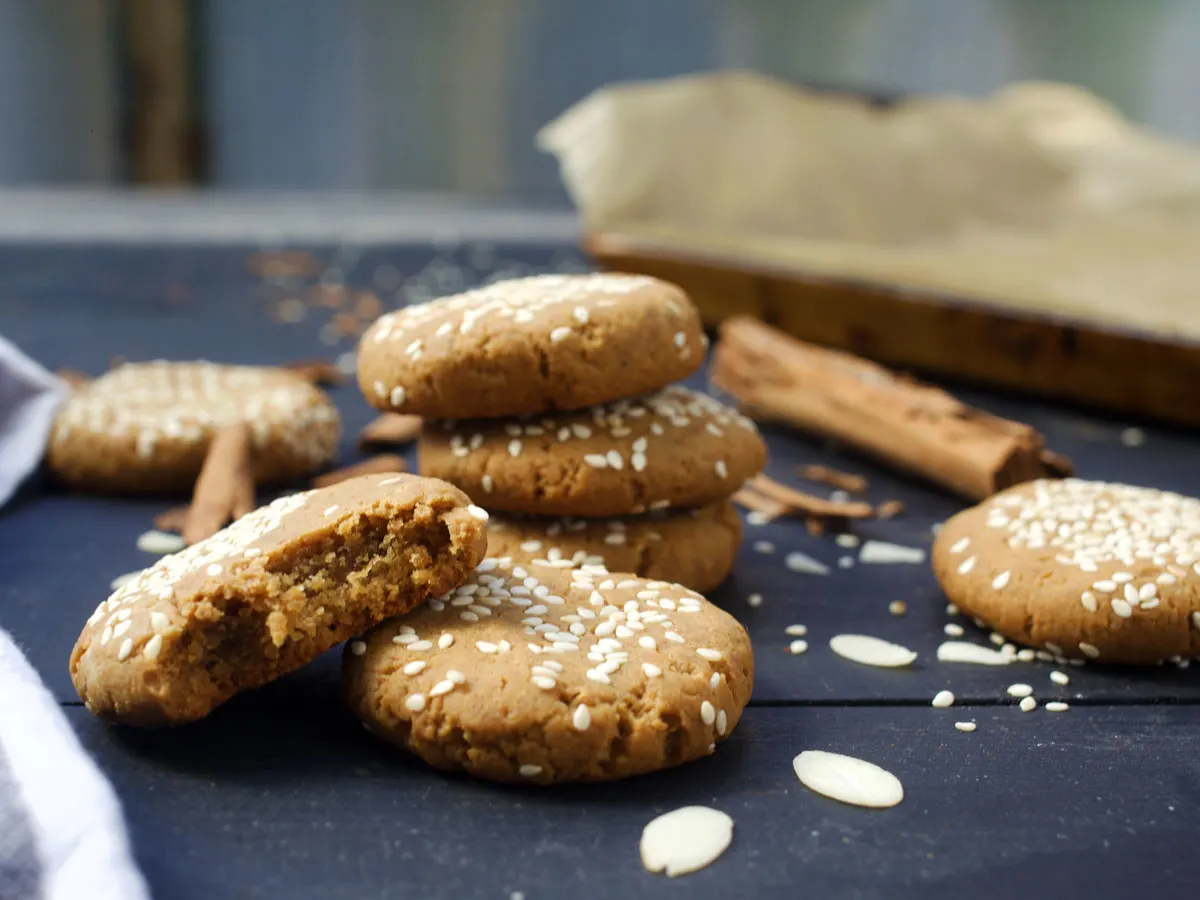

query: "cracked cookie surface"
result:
(418, 386), (767, 517)
(343, 558), (754, 783)
(357, 273), (706, 419)
(486, 501), (742, 593)
(70, 473), (488, 726)
(933, 478), (1200, 665)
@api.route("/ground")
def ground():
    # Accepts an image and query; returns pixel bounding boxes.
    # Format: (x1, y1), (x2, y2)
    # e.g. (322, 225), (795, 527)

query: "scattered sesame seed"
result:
(142, 634), (163, 661)
(931, 690), (955, 708)
(785, 624), (807, 637)
(785, 552), (830, 575)
(835, 533), (860, 548)
(405, 693), (426, 711)
(746, 593), (763, 608)
(403, 661), (427, 675)
(117, 638), (133, 662)
(944, 623), (964, 637)
(350, 640), (366, 656)
(753, 540), (775, 554)
(1045, 701), (1069, 712)
(519, 764), (543, 777)
(789, 640), (809, 655)
(954, 721), (977, 733)
(700, 701), (716, 725)
(1019, 697), (1037, 712)
(1006, 683), (1033, 698)
(888, 601), (907, 616)
(697, 648), (722, 661)
(549, 326), (572, 343)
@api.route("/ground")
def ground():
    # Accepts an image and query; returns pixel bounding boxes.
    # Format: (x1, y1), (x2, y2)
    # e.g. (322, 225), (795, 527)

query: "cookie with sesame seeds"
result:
(487, 501), (743, 593)
(70, 473), (488, 726)
(47, 361), (341, 494)
(418, 386), (766, 517)
(357, 273), (706, 419)
(343, 558), (754, 783)
(932, 478), (1200, 665)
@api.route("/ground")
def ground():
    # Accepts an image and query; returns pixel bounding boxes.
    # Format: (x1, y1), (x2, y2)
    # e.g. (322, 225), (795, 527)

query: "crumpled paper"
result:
(539, 72), (1200, 340)
(0, 335), (68, 508)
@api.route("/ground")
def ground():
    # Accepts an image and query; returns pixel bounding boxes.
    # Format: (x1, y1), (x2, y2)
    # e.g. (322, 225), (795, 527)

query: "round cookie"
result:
(933, 478), (1200, 665)
(48, 361), (341, 494)
(343, 558), (754, 783)
(418, 386), (767, 517)
(487, 502), (743, 593)
(70, 473), (488, 726)
(357, 273), (706, 419)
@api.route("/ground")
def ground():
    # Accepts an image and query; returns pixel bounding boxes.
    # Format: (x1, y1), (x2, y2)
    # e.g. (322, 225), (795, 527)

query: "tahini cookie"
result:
(418, 386), (767, 517)
(357, 273), (706, 419)
(933, 478), (1200, 664)
(70, 473), (488, 726)
(487, 501), (743, 593)
(48, 361), (341, 494)
(344, 559), (754, 783)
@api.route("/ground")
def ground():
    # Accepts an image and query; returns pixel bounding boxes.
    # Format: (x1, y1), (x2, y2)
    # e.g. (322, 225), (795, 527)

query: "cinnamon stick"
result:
(183, 424), (256, 545)
(799, 464), (868, 494)
(358, 414), (423, 450)
(153, 505), (190, 533)
(711, 317), (1072, 501)
(748, 475), (875, 519)
(284, 358), (346, 386)
(313, 455), (407, 489)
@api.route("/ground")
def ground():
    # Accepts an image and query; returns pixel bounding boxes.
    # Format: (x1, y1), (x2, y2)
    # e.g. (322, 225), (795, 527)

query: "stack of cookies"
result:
(357, 273), (768, 591)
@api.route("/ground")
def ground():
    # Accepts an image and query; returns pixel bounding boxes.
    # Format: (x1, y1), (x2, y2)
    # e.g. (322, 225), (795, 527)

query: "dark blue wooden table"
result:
(3, 240), (1198, 900)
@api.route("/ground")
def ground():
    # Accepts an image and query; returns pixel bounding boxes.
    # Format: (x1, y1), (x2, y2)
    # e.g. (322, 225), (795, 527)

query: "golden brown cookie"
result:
(357, 273), (706, 419)
(343, 559), (754, 783)
(48, 361), (341, 494)
(487, 502), (742, 593)
(418, 386), (766, 517)
(70, 473), (488, 726)
(933, 478), (1200, 665)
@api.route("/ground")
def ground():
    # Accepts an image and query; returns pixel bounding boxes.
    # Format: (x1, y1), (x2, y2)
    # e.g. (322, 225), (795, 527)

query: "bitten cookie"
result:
(418, 386), (767, 517)
(48, 361), (341, 494)
(487, 501), (742, 593)
(344, 559), (754, 783)
(357, 273), (706, 419)
(70, 473), (488, 726)
(933, 478), (1200, 665)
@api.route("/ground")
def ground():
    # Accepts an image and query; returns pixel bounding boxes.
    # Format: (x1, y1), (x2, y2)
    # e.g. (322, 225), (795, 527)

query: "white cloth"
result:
(0, 335), (68, 509)
(0, 630), (149, 900)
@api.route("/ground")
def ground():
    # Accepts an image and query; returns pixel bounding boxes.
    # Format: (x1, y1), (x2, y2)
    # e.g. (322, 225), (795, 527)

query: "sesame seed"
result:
(949, 537), (970, 554)
(390, 386), (407, 407)
(150, 611), (169, 632)
(481, 475), (494, 493)
(206, 564), (222, 577)
(586, 669), (611, 685)
(1111, 599), (1133, 618)
(532, 675), (556, 690)
(408, 640), (433, 651)
(142, 634), (163, 661)
(606, 450), (624, 470)
(117, 638), (133, 662)
(642, 662), (662, 677)
(549, 326), (572, 343)
(888, 601), (907, 616)
(573, 705), (591, 730)
(1019, 697), (1037, 712)
(992, 570), (1011, 589)
(467, 505), (489, 521)
(350, 640), (366, 656)
(638, 636), (657, 650)
(710, 672), (721, 689)
(429, 680), (455, 697)
(1050, 670), (1069, 685)
(1079, 642), (1100, 658)
(931, 690), (955, 708)
(785, 624), (807, 636)
(715, 460), (728, 479)
(789, 640), (808, 655)
(954, 721), (977, 733)
(403, 661), (427, 675)
(405, 693), (426, 711)
(508, 439), (522, 457)
(323, 505), (339, 517)
(957, 556), (976, 574)
(476, 641), (499, 653)
(583, 453), (608, 469)
(944, 623), (964, 637)
(1007, 683), (1033, 698)
(1045, 701), (1069, 712)
(519, 765), (542, 777)
(701, 701), (716, 725)
(746, 593), (763, 608)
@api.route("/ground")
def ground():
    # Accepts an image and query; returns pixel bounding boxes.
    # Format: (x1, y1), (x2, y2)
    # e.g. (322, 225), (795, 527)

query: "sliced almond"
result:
(829, 634), (917, 668)
(793, 750), (904, 808)
(640, 806), (734, 877)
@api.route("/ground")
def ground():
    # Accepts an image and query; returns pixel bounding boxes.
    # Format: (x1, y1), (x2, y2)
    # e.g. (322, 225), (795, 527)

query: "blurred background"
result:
(3, 0), (1198, 201)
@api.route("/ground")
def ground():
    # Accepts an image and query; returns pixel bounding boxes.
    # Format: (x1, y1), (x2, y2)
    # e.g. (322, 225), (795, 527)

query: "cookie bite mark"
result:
(70, 473), (487, 726)
(419, 386), (766, 517)
(933, 478), (1200, 665)
(357, 274), (705, 419)
(343, 559), (754, 784)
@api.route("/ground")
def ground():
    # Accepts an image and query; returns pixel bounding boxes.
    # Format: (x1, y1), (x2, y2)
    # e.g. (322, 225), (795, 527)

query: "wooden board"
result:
(586, 232), (1200, 428)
